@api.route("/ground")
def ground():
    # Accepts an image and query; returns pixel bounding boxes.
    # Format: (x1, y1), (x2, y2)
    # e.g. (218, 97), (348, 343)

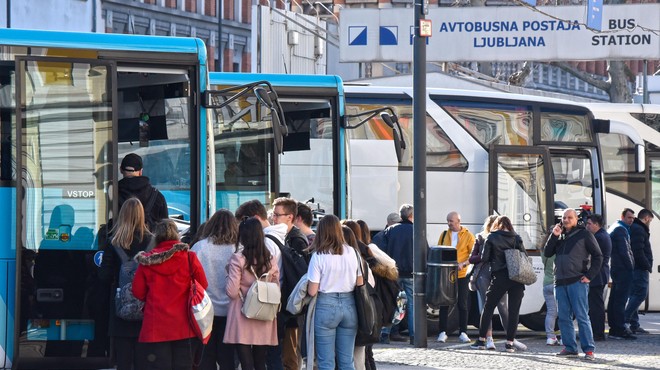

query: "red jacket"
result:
(132, 240), (208, 343)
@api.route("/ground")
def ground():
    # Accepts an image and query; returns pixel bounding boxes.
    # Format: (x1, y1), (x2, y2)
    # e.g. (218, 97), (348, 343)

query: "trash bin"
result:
(426, 246), (457, 308)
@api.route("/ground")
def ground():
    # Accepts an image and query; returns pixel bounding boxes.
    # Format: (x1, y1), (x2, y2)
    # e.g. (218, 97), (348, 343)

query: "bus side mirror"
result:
(381, 112), (405, 163)
(255, 87), (287, 154)
(254, 87), (274, 109)
(272, 110), (284, 154)
(593, 119), (610, 134)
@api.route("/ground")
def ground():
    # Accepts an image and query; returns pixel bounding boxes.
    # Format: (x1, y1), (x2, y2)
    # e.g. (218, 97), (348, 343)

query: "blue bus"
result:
(0, 28), (288, 369)
(208, 72), (348, 219)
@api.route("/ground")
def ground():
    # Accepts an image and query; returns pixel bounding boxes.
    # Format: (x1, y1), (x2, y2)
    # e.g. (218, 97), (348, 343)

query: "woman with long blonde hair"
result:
(99, 197), (153, 370)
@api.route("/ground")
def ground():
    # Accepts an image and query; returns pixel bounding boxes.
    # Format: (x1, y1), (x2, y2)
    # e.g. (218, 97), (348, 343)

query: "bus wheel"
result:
(519, 312), (547, 332)
(426, 305), (459, 335)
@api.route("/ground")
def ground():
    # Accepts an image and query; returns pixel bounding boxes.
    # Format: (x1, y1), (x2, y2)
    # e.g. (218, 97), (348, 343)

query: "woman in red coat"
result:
(133, 219), (208, 370)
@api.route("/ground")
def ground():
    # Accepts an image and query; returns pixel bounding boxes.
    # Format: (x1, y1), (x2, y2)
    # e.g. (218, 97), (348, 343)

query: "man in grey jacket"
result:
(544, 209), (603, 361)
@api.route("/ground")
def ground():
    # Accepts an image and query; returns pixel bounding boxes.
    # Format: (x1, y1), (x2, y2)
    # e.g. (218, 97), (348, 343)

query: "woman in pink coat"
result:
(224, 217), (279, 370)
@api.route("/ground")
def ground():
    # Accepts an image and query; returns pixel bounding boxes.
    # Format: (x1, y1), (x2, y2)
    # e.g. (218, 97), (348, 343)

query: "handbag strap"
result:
(352, 247), (365, 287)
(239, 265), (268, 302)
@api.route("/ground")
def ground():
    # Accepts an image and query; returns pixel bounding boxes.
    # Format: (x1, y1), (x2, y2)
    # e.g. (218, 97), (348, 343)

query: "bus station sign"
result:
(339, 4), (659, 62)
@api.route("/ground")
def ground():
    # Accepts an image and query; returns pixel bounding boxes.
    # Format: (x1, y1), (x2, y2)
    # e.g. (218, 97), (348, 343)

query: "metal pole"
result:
(412, 0), (427, 349)
(643, 60), (649, 104)
(218, 0), (223, 71)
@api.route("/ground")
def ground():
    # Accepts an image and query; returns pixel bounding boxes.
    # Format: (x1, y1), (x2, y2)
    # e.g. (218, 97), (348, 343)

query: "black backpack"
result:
(113, 245), (144, 321)
(265, 234), (308, 313)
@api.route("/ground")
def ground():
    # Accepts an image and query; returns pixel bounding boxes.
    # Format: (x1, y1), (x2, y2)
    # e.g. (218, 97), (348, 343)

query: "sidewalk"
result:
(373, 311), (660, 369)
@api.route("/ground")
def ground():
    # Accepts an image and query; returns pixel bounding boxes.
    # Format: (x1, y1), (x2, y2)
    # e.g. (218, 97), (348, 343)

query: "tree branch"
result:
(549, 61), (611, 92)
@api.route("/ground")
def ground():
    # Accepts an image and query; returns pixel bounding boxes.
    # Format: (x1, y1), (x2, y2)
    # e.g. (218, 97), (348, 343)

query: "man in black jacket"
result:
(585, 214), (611, 341)
(118, 153), (168, 230)
(624, 208), (654, 335)
(544, 209), (602, 360)
(382, 204), (416, 344)
(607, 208), (636, 340)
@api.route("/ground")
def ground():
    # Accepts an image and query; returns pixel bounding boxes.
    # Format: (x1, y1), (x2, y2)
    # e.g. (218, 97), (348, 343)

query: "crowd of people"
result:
(99, 153), (654, 369)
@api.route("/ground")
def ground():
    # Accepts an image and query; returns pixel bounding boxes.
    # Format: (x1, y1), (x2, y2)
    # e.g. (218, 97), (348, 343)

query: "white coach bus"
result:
(343, 85), (612, 331)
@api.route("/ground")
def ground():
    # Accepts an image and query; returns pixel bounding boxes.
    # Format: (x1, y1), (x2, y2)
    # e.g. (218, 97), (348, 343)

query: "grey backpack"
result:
(113, 245), (144, 321)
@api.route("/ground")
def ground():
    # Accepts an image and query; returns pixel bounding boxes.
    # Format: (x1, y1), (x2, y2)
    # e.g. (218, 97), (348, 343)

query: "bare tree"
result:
(470, 0), (636, 102)
(547, 0), (635, 102)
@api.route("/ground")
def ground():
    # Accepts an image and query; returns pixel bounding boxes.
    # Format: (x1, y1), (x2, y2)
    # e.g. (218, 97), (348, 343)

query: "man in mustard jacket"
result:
(436, 211), (475, 343)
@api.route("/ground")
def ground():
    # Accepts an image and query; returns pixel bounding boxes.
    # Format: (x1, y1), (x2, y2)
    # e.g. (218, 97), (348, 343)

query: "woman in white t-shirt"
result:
(307, 215), (362, 370)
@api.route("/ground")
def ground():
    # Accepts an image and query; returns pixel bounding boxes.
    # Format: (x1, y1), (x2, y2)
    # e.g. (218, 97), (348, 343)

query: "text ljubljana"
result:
(439, 19), (581, 49)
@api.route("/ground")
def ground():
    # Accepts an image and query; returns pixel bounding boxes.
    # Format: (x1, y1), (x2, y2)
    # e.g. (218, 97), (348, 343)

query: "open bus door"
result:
(15, 57), (199, 369)
(646, 153), (660, 310)
(488, 145), (553, 331)
(15, 57), (116, 369)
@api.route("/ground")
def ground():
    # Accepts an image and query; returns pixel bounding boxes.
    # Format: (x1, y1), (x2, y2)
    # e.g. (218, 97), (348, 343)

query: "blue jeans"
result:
(607, 269), (633, 334)
(314, 292), (358, 370)
(543, 284), (558, 338)
(398, 278), (414, 339)
(624, 269), (649, 329)
(555, 281), (594, 353)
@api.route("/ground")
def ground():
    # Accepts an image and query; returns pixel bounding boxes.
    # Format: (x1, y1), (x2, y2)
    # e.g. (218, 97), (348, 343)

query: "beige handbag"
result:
(240, 267), (281, 321)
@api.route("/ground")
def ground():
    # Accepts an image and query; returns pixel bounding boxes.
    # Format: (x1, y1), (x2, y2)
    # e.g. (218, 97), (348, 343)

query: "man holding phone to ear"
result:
(544, 208), (602, 361)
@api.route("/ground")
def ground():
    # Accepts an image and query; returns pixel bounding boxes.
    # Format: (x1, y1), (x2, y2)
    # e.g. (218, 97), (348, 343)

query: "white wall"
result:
(0, 0), (102, 32)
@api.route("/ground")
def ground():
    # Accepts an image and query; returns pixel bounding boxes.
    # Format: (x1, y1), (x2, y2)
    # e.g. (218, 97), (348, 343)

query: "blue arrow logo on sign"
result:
(349, 26), (368, 46)
(380, 26), (398, 45)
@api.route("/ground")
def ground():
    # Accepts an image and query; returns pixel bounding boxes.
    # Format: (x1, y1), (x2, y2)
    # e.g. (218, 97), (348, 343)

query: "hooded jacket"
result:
(544, 225), (603, 286)
(132, 240), (208, 343)
(382, 219), (415, 278)
(630, 218), (653, 273)
(118, 176), (168, 228)
(608, 220), (634, 273)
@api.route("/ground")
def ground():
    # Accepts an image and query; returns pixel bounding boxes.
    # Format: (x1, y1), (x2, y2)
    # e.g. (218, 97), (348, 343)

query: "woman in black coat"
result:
(470, 216), (526, 353)
(99, 198), (153, 369)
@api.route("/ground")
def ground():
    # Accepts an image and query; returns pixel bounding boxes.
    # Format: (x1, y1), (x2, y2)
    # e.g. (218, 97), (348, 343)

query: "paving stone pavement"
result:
(373, 312), (660, 370)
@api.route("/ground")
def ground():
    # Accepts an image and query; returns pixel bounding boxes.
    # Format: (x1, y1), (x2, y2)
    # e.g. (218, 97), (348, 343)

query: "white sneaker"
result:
(546, 337), (560, 346)
(458, 332), (471, 343)
(436, 331), (447, 343)
(512, 339), (527, 351)
(486, 337), (496, 350)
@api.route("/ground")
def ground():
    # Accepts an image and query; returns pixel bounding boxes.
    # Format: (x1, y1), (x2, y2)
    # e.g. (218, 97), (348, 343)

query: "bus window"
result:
(550, 154), (594, 211)
(540, 112), (592, 143)
(650, 158), (660, 215)
(212, 94), (273, 210)
(440, 103), (532, 147)
(346, 102), (467, 169)
(117, 71), (192, 221)
(599, 133), (645, 203)
(492, 151), (548, 250)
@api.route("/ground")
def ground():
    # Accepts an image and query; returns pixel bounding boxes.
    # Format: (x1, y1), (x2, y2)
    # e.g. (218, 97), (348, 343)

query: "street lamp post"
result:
(412, 0), (428, 349)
